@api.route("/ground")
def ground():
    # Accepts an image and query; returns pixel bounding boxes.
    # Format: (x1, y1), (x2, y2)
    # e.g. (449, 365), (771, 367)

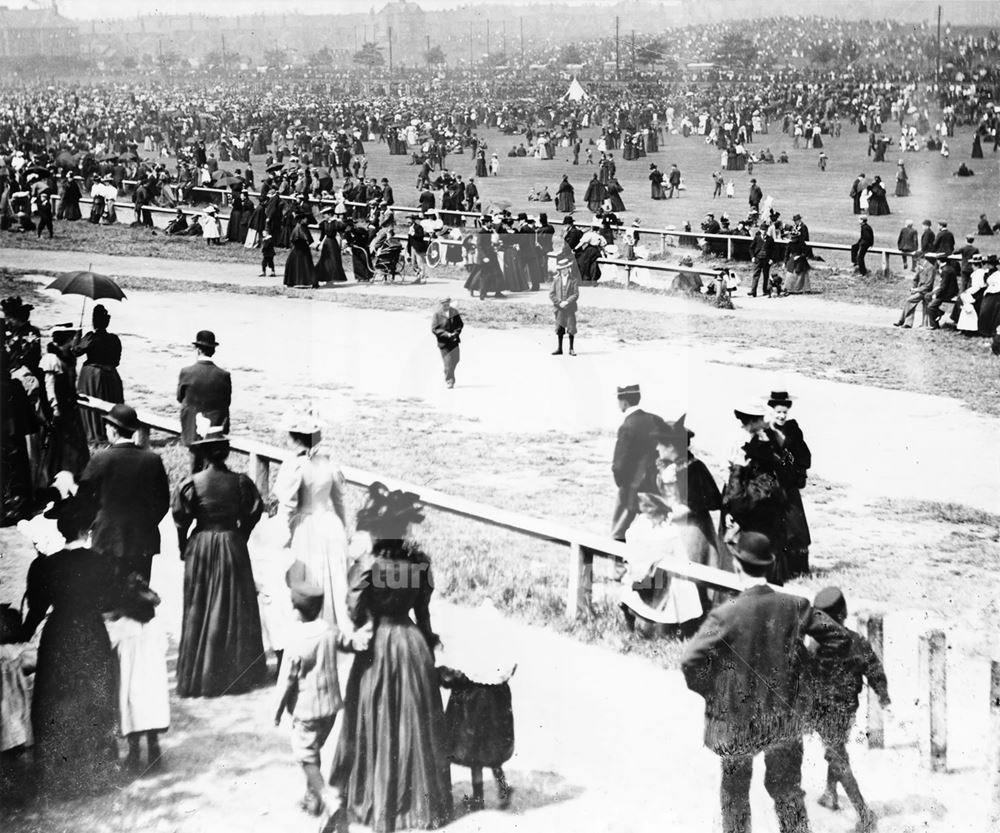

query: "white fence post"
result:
(565, 542), (593, 620)
(858, 612), (885, 748)
(918, 629), (948, 772)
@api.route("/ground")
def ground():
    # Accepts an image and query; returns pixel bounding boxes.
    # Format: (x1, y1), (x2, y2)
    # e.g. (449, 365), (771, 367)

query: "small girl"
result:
(725, 180), (735, 199)
(437, 600), (516, 812)
(105, 572), (170, 775)
(0, 604), (35, 796)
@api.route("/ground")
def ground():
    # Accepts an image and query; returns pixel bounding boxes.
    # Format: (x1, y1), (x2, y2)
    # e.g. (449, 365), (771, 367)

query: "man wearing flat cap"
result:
(610, 384), (662, 542)
(177, 331), (232, 473)
(431, 298), (463, 389)
(78, 403), (170, 587)
(681, 532), (849, 833)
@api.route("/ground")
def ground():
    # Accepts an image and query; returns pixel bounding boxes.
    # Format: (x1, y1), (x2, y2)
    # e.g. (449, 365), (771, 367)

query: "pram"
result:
(370, 241), (404, 281)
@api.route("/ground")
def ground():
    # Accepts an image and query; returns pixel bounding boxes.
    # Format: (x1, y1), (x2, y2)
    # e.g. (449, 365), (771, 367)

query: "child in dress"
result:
(725, 180), (735, 198)
(805, 587), (890, 833)
(437, 600), (516, 812)
(105, 572), (170, 775)
(0, 604), (35, 796)
(274, 578), (370, 823)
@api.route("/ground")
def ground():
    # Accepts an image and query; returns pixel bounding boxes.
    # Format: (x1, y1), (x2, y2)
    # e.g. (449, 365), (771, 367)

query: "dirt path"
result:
(4, 245), (893, 328)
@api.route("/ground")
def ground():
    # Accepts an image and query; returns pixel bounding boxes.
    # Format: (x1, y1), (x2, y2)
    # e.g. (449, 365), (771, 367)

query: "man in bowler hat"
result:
(681, 532), (849, 833)
(77, 403), (170, 586)
(177, 331), (232, 473)
(610, 384), (662, 542)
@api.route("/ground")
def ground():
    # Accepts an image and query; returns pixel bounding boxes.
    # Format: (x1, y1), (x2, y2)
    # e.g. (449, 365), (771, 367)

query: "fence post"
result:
(726, 236), (733, 261)
(565, 542), (593, 620)
(660, 233), (666, 255)
(249, 451), (271, 501)
(990, 659), (1000, 828)
(858, 613), (885, 748)
(624, 263), (632, 287)
(918, 629), (948, 772)
(881, 251), (890, 277)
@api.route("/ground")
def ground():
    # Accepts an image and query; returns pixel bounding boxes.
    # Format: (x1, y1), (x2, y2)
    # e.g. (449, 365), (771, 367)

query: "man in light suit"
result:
(177, 330), (231, 473)
(609, 384), (662, 542)
(681, 533), (850, 833)
(77, 403), (170, 586)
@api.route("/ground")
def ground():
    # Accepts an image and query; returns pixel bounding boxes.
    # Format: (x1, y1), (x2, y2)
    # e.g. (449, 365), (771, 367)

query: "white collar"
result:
(622, 405), (641, 418)
(740, 574), (769, 588)
(196, 356), (214, 363)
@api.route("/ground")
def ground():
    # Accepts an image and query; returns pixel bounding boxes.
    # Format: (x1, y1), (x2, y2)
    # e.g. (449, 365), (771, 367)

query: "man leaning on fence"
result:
(681, 532), (849, 833)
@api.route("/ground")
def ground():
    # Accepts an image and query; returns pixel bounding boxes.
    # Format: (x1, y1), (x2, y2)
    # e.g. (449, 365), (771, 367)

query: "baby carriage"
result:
(371, 241), (404, 281)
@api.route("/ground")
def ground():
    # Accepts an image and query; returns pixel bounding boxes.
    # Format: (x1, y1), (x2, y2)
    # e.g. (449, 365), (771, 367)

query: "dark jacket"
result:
(681, 585), (848, 756)
(933, 229), (955, 256)
(856, 222), (874, 248)
(431, 307), (463, 350)
(78, 443), (170, 563)
(611, 408), (661, 492)
(177, 359), (232, 446)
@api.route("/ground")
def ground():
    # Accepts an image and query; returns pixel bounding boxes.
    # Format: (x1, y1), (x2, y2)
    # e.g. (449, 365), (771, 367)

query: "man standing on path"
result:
(681, 532), (850, 833)
(849, 173), (866, 215)
(666, 163), (682, 199)
(851, 215), (874, 276)
(896, 220), (918, 271)
(549, 251), (579, 356)
(78, 403), (170, 586)
(610, 384), (661, 543)
(177, 330), (231, 474)
(431, 298), (463, 389)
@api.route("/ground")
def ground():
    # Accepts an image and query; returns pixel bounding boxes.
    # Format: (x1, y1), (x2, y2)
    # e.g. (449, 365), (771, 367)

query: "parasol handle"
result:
(79, 262), (93, 329)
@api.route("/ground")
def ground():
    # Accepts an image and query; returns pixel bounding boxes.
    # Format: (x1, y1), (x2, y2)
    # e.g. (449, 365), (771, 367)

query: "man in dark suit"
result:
(849, 173), (866, 214)
(78, 403), (170, 586)
(851, 215), (874, 276)
(682, 532), (850, 833)
(933, 220), (955, 257)
(610, 384), (662, 542)
(177, 330), (232, 473)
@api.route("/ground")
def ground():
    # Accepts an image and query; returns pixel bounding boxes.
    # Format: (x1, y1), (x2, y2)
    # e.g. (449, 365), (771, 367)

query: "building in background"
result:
(0, 6), (78, 59)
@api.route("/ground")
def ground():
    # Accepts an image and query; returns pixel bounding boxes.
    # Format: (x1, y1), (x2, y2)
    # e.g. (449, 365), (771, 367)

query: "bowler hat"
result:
(103, 403), (141, 434)
(189, 412), (229, 450)
(562, 215), (575, 225)
(193, 330), (219, 348)
(734, 531), (774, 567)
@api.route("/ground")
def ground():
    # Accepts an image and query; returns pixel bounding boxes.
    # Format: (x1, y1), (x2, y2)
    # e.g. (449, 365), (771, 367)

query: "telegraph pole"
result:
(502, 21), (506, 60)
(615, 16), (620, 81)
(486, 19), (490, 62)
(631, 29), (635, 76)
(388, 25), (393, 76)
(935, 4), (942, 86)
(221, 33), (226, 72)
(469, 21), (473, 68)
(520, 17), (524, 65)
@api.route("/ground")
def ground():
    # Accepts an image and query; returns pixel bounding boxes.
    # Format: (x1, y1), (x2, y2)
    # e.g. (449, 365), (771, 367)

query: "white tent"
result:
(563, 76), (589, 102)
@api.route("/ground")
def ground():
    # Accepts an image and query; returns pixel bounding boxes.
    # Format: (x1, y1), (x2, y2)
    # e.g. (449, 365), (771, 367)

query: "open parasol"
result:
(47, 267), (126, 327)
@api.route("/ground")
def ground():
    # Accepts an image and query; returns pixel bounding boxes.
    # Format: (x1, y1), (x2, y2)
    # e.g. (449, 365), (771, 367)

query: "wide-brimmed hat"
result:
(355, 481), (425, 533)
(555, 251), (574, 268)
(1, 296), (33, 319)
(192, 330), (219, 349)
(43, 493), (97, 532)
(733, 401), (765, 421)
(103, 402), (141, 434)
(733, 531), (774, 567)
(190, 412), (228, 450)
(766, 390), (794, 407)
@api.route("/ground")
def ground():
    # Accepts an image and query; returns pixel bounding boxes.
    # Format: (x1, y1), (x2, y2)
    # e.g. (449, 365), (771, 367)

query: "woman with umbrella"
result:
(75, 304), (124, 445)
(284, 215), (317, 288)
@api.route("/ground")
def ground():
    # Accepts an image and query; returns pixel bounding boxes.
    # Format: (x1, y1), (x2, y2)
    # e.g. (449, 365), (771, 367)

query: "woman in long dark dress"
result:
(330, 484), (452, 832)
(74, 304), (124, 445)
(767, 391), (812, 579)
(347, 220), (374, 281)
(721, 402), (796, 585)
(59, 176), (82, 221)
(574, 224), (605, 282)
(22, 496), (118, 796)
(866, 176), (891, 215)
(554, 176), (575, 213)
(314, 218), (348, 283)
(284, 216), (317, 288)
(972, 132), (984, 159)
(173, 431), (266, 698)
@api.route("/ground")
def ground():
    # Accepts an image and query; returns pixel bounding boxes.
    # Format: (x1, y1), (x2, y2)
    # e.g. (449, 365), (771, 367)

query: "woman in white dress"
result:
(274, 415), (351, 629)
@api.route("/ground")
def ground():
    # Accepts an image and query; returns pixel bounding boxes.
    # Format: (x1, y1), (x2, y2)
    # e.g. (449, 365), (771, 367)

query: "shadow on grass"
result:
(449, 769), (583, 820)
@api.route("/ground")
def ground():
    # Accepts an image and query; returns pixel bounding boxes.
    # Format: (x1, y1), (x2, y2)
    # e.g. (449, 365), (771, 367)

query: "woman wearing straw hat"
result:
(173, 417), (266, 698)
(329, 483), (452, 832)
(273, 413), (351, 631)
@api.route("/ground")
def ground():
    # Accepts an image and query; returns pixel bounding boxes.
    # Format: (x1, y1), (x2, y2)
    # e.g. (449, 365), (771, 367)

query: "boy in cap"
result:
(274, 577), (371, 823)
(804, 587), (890, 832)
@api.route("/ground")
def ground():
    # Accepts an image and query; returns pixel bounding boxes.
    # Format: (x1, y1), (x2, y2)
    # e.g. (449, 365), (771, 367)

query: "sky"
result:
(31, 0), (621, 20)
